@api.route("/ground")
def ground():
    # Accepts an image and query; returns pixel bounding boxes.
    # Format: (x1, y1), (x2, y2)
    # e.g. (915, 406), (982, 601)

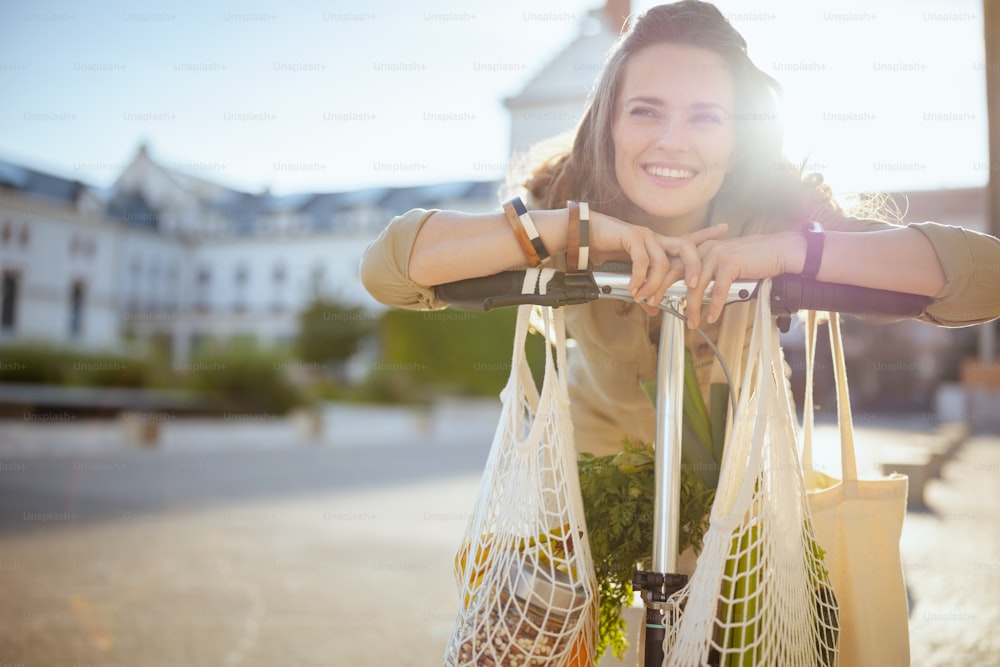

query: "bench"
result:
(0, 383), (217, 447)
(879, 445), (934, 509)
(877, 421), (970, 509)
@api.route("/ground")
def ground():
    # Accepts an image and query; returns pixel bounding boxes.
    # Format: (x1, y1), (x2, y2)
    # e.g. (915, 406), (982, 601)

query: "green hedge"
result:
(182, 342), (305, 415)
(0, 341), (305, 415)
(0, 304), (551, 410)
(374, 307), (546, 401)
(0, 343), (153, 387)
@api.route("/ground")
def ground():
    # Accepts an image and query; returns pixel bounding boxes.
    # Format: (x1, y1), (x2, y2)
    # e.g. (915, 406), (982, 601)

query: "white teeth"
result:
(646, 166), (695, 179)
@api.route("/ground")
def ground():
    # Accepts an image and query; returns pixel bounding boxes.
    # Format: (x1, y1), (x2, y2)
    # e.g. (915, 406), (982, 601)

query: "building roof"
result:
(106, 190), (159, 230)
(0, 158), (86, 205)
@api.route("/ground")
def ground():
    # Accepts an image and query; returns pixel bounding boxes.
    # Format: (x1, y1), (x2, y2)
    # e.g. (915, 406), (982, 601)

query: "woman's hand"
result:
(684, 231), (805, 328)
(589, 211), (730, 315)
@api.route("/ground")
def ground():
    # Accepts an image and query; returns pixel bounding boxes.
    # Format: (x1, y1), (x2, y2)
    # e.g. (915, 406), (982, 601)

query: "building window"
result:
(18, 226), (29, 247)
(311, 264), (325, 295)
(1, 222), (11, 245)
(166, 264), (179, 312)
(148, 261), (159, 311)
(69, 280), (85, 338)
(234, 265), (248, 313)
(129, 257), (142, 311)
(196, 267), (211, 312)
(1, 270), (18, 331)
(272, 264), (286, 312)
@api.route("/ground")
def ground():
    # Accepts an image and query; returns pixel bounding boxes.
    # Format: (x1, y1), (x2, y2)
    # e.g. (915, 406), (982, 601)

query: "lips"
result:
(644, 163), (698, 180)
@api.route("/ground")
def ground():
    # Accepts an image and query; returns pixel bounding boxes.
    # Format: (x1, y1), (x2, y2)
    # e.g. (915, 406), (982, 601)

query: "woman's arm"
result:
(403, 207), (728, 303)
(684, 222), (1000, 328)
(407, 209), (568, 286)
(809, 227), (945, 294)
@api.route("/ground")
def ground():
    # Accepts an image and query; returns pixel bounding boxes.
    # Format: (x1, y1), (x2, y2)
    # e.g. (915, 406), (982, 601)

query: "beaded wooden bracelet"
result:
(503, 196), (548, 267)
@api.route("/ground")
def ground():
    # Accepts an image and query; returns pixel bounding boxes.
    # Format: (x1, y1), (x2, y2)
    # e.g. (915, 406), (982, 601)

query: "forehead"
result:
(618, 42), (734, 107)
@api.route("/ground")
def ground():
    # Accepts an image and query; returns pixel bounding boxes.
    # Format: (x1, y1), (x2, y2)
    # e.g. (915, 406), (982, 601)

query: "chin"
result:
(633, 198), (698, 222)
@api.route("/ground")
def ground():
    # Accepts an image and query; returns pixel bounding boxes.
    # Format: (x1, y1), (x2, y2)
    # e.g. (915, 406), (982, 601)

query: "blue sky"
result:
(0, 0), (990, 198)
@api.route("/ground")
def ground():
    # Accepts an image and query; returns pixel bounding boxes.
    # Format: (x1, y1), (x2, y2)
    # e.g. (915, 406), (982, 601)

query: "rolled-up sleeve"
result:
(359, 208), (447, 311)
(819, 209), (1000, 327)
(908, 221), (1000, 327)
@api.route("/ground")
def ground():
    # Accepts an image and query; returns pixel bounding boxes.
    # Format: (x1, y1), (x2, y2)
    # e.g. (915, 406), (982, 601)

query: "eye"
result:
(691, 111), (723, 124)
(628, 106), (660, 119)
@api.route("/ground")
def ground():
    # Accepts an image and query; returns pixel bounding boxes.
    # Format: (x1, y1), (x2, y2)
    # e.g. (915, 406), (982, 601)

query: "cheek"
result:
(696, 130), (735, 176)
(611, 124), (631, 180)
(611, 122), (653, 177)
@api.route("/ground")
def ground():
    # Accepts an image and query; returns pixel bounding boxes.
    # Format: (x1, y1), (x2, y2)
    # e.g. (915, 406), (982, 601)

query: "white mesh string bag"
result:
(444, 304), (597, 667)
(663, 280), (839, 667)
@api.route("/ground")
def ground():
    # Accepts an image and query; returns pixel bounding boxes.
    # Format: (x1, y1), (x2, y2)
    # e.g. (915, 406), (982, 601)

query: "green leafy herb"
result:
(580, 350), (724, 660)
(578, 440), (715, 660)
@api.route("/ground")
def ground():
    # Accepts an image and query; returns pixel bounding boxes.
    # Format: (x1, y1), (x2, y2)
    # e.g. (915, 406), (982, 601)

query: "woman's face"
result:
(612, 42), (736, 232)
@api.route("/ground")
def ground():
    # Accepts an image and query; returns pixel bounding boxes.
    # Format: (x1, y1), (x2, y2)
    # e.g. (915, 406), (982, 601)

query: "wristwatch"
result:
(801, 221), (825, 280)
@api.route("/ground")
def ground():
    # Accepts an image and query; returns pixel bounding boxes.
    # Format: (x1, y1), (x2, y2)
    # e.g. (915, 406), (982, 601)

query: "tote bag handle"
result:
(801, 311), (859, 482)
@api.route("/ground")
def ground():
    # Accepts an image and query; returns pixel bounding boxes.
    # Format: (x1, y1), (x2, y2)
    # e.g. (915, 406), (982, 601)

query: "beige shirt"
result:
(360, 206), (1000, 455)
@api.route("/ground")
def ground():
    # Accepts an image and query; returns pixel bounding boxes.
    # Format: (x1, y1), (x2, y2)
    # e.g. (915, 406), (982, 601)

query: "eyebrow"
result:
(622, 96), (730, 113)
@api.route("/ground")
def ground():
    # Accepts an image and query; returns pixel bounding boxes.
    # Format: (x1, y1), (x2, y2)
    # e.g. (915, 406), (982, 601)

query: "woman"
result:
(361, 0), (1000, 456)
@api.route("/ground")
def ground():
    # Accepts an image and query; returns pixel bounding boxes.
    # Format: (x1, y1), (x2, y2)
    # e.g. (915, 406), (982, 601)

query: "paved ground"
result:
(0, 402), (997, 666)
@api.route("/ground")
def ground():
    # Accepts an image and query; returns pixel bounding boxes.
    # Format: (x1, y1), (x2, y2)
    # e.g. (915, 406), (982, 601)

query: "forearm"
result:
(797, 227), (946, 297)
(408, 208), (570, 286)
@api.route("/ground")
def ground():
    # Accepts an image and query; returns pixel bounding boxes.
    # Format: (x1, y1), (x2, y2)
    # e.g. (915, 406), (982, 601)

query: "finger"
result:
(659, 237), (703, 288)
(647, 260), (686, 311)
(662, 260), (686, 292)
(706, 264), (739, 324)
(636, 234), (671, 305)
(685, 255), (717, 329)
(683, 223), (729, 245)
(625, 238), (650, 300)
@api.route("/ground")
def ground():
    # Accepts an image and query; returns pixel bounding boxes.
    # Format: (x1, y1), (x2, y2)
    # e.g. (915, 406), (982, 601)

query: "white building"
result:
(0, 3), (623, 363)
(504, 1), (628, 156)
(0, 146), (502, 362)
(0, 165), (121, 349)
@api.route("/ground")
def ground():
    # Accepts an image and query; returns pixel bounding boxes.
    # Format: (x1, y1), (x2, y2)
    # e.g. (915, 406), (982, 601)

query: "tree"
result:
(295, 298), (376, 367)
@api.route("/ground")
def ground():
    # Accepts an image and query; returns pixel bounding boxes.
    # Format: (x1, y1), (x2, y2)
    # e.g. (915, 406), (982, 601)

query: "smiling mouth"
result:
(644, 165), (697, 179)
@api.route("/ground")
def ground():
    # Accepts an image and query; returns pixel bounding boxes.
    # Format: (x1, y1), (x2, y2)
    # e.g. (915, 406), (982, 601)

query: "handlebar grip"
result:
(434, 270), (600, 311)
(769, 274), (930, 321)
(434, 272), (529, 311)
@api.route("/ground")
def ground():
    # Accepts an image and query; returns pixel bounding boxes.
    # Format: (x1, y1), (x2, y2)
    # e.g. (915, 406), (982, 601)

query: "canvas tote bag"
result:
(801, 310), (910, 666)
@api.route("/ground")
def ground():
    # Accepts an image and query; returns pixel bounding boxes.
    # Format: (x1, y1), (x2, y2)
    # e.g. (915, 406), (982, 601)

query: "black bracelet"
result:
(801, 221), (825, 280)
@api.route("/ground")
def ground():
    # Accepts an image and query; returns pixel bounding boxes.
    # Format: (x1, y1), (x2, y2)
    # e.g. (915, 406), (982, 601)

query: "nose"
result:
(654, 112), (685, 149)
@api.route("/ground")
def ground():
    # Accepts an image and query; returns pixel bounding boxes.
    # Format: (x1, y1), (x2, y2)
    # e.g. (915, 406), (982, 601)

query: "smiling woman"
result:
(612, 43), (736, 231)
(361, 0), (1000, 455)
(360, 2), (1000, 664)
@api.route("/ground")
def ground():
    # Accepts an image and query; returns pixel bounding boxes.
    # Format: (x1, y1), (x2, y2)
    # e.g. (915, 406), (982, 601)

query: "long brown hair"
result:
(523, 0), (834, 233)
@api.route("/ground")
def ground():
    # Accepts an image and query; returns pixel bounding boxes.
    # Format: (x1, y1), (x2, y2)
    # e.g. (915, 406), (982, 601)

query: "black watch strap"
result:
(801, 221), (825, 280)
